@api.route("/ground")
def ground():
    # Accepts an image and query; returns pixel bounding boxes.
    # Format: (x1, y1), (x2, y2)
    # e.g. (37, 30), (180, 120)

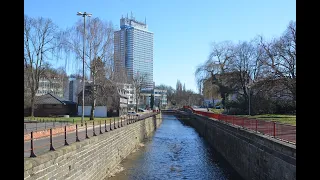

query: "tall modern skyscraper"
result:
(114, 15), (154, 89)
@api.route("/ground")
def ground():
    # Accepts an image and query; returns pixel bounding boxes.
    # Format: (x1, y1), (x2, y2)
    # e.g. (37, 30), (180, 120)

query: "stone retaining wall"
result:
(24, 114), (162, 180)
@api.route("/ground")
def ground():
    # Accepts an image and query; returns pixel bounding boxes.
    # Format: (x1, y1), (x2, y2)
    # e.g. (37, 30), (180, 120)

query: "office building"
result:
(114, 14), (154, 89)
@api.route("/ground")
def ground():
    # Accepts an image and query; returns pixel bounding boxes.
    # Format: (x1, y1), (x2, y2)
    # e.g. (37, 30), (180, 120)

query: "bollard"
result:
(114, 117), (117, 129)
(50, 128), (55, 151)
(76, 124), (80, 142)
(110, 119), (113, 131)
(105, 120), (108, 132)
(64, 126), (69, 146)
(100, 121), (103, 134)
(118, 118), (120, 128)
(85, 122), (89, 139)
(30, 132), (37, 157)
(121, 117), (123, 127)
(93, 121), (97, 136)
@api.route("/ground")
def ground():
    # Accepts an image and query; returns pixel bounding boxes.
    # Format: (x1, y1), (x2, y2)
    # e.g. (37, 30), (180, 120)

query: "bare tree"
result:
(41, 66), (68, 97)
(195, 58), (221, 107)
(62, 17), (114, 120)
(24, 15), (60, 117)
(258, 21), (296, 103)
(155, 84), (175, 106)
(132, 73), (147, 112)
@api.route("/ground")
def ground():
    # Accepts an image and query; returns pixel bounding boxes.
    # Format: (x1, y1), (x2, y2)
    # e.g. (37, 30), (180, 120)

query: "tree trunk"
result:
(90, 74), (96, 120)
(90, 99), (96, 120)
(30, 92), (35, 118)
(212, 97), (214, 108)
(135, 92), (138, 112)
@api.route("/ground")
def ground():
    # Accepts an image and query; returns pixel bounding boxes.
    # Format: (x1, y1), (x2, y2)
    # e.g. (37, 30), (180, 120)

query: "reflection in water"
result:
(108, 114), (243, 180)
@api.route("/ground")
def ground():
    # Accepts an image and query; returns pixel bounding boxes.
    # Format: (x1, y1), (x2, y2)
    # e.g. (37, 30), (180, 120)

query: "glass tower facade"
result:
(114, 16), (154, 89)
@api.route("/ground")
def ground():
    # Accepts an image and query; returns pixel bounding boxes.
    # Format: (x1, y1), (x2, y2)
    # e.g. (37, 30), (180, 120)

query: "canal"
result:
(108, 114), (243, 180)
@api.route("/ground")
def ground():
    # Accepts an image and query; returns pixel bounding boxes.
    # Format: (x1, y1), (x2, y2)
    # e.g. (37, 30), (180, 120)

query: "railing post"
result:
(30, 131), (37, 157)
(105, 120), (108, 132)
(76, 124), (80, 142)
(242, 118), (244, 128)
(93, 121), (97, 136)
(100, 120), (103, 134)
(255, 119), (258, 132)
(114, 117), (117, 129)
(64, 126), (69, 146)
(273, 122), (276, 137)
(50, 128), (55, 151)
(85, 122), (89, 139)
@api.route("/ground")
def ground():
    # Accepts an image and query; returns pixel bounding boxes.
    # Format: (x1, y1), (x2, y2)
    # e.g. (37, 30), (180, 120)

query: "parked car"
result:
(138, 108), (145, 112)
(127, 111), (139, 116)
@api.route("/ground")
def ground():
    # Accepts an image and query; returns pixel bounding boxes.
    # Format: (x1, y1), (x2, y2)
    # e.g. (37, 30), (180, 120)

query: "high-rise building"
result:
(114, 15), (154, 89)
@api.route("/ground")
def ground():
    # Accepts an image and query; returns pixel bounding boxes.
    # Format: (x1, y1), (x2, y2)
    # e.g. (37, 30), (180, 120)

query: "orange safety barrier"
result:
(183, 106), (295, 144)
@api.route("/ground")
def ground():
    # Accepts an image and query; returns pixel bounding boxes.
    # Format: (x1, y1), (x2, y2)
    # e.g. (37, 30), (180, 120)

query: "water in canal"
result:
(108, 114), (243, 180)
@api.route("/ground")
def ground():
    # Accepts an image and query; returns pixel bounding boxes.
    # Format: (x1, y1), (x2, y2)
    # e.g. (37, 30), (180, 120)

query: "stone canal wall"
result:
(24, 114), (162, 180)
(177, 110), (296, 180)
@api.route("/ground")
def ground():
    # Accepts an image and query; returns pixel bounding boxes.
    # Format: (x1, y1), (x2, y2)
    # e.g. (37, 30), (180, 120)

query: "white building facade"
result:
(36, 77), (65, 98)
(116, 83), (136, 105)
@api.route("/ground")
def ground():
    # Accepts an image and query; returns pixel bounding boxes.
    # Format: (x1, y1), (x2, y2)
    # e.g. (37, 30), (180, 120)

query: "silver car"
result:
(127, 111), (139, 116)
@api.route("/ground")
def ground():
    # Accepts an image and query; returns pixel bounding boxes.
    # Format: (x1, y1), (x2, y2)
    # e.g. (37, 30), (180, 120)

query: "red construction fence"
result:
(183, 106), (296, 144)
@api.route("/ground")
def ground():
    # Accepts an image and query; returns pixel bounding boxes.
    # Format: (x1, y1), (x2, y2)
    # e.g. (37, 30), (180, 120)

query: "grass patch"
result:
(209, 108), (225, 114)
(237, 114), (296, 125)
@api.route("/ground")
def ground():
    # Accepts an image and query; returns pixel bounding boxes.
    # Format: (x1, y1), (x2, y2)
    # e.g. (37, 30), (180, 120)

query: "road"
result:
(24, 118), (132, 157)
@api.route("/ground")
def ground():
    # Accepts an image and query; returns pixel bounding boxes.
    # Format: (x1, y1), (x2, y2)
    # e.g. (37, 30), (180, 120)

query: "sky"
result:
(24, 0), (296, 92)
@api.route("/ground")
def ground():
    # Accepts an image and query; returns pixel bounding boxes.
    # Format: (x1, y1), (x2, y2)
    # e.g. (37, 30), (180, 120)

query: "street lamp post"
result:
(77, 12), (92, 126)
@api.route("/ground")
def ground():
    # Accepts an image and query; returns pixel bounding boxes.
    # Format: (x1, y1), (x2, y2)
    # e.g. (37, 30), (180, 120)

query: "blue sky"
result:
(25, 0), (296, 92)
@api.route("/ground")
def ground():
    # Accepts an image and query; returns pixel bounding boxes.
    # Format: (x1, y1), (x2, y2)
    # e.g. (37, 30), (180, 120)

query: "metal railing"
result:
(183, 106), (296, 144)
(24, 112), (158, 158)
